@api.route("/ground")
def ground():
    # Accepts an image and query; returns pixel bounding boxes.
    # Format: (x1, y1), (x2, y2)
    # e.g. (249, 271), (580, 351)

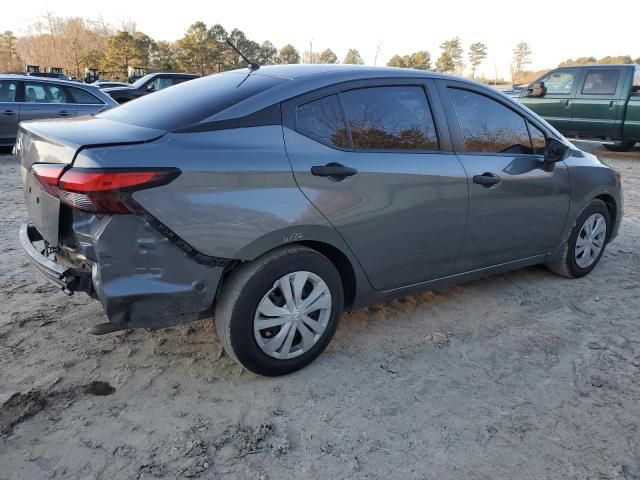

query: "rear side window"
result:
(24, 82), (69, 103)
(296, 95), (349, 148)
(99, 72), (287, 131)
(448, 88), (534, 154)
(340, 86), (439, 150)
(0, 80), (17, 102)
(582, 69), (620, 95)
(69, 87), (103, 104)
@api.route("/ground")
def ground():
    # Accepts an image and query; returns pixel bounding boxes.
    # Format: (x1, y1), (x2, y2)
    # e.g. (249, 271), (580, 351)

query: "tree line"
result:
(1, 15), (639, 84)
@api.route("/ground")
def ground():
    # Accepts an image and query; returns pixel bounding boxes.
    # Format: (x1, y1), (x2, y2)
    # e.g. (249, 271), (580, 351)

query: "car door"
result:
(0, 79), (19, 145)
(519, 68), (580, 134)
(437, 80), (571, 273)
(20, 81), (77, 122)
(283, 79), (469, 291)
(572, 68), (625, 138)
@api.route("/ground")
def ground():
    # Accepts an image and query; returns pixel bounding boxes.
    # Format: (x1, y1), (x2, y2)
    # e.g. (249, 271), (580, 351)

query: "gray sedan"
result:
(17, 65), (623, 376)
(0, 75), (117, 147)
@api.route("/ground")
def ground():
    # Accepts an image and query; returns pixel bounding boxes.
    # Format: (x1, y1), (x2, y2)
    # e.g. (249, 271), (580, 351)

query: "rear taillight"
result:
(31, 163), (66, 197)
(31, 165), (180, 214)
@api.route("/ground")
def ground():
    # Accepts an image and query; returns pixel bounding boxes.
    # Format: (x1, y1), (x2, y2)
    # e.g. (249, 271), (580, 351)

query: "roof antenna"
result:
(226, 38), (260, 71)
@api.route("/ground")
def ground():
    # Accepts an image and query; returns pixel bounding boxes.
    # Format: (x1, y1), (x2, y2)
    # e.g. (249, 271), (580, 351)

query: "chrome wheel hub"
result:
(254, 271), (332, 360)
(575, 213), (607, 269)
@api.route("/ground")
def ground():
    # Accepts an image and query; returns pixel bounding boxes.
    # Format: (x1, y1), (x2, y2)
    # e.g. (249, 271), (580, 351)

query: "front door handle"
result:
(473, 172), (501, 188)
(2, 109), (16, 116)
(564, 100), (572, 108)
(58, 110), (71, 117)
(311, 163), (358, 180)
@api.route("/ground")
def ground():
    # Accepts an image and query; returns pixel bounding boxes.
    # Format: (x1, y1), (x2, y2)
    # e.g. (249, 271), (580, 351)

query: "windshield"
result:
(131, 74), (154, 89)
(98, 71), (288, 131)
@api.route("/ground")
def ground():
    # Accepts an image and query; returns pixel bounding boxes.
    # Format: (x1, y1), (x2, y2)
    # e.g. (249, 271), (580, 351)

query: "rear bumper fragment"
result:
(19, 223), (91, 295)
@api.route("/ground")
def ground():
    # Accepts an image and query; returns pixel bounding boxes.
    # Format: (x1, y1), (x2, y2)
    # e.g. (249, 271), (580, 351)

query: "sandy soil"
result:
(1, 144), (640, 479)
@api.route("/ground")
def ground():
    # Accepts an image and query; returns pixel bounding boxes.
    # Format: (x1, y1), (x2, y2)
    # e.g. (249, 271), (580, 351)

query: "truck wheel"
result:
(602, 140), (636, 152)
(546, 199), (610, 278)
(215, 245), (343, 376)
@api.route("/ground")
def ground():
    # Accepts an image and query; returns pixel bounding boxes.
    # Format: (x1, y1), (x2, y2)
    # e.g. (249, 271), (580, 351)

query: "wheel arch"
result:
(594, 193), (618, 240)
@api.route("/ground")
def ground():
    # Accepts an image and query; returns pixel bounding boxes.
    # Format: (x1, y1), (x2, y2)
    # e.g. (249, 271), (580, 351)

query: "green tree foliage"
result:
(468, 42), (487, 79)
(175, 22), (222, 75)
(151, 41), (177, 71)
(257, 41), (278, 65)
(319, 48), (338, 64)
(386, 51), (431, 70)
(436, 37), (463, 74)
(0, 31), (21, 72)
(278, 44), (300, 64)
(102, 30), (154, 80)
(343, 48), (364, 65)
(223, 29), (260, 69)
(511, 41), (532, 83)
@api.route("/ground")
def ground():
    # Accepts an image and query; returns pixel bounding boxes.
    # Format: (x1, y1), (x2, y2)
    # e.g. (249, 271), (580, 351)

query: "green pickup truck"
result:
(511, 64), (640, 151)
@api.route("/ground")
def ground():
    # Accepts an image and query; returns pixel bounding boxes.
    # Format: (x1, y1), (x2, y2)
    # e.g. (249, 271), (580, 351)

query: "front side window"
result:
(539, 70), (576, 95)
(582, 69), (620, 95)
(146, 77), (173, 92)
(296, 95), (349, 148)
(448, 88), (534, 154)
(69, 87), (103, 104)
(340, 86), (439, 150)
(0, 81), (17, 102)
(528, 121), (546, 155)
(24, 83), (69, 103)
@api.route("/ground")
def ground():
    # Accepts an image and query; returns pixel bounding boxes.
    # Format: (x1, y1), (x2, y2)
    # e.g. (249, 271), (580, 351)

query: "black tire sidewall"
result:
(229, 250), (343, 376)
(566, 200), (610, 278)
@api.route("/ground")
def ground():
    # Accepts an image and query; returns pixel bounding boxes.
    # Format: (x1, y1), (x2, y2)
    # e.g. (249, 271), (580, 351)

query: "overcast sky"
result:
(3, 0), (637, 78)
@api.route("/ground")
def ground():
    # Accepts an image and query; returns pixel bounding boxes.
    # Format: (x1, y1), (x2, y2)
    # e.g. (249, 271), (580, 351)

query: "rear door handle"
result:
(564, 100), (572, 108)
(311, 163), (358, 180)
(473, 172), (501, 188)
(58, 110), (71, 117)
(2, 109), (16, 116)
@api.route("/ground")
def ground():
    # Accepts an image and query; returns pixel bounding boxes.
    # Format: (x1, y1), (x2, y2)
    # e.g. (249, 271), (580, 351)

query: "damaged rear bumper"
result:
(19, 223), (91, 296)
(20, 218), (227, 331)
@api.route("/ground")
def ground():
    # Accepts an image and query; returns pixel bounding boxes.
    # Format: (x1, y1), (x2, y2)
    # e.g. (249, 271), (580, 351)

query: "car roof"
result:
(246, 63), (444, 80)
(0, 73), (89, 87)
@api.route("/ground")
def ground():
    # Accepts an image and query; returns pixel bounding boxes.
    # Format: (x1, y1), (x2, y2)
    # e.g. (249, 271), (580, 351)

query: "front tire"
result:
(602, 140), (636, 152)
(215, 246), (343, 376)
(547, 199), (610, 278)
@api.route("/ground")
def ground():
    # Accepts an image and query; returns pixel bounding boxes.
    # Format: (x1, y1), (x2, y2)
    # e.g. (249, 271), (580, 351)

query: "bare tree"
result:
(511, 42), (532, 85)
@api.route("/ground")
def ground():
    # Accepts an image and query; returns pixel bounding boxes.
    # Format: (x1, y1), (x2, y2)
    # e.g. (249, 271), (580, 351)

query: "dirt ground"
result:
(1, 143), (639, 479)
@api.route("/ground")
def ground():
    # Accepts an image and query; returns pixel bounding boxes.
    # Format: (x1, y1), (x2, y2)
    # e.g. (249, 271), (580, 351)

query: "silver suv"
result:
(18, 65), (622, 375)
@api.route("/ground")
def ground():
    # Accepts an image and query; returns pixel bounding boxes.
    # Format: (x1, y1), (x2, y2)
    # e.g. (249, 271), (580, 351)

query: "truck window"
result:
(540, 70), (577, 95)
(582, 69), (620, 95)
(633, 66), (640, 91)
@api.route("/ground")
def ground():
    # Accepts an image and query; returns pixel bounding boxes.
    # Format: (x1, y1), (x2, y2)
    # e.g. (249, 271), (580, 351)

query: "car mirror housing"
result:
(527, 81), (546, 97)
(544, 138), (569, 163)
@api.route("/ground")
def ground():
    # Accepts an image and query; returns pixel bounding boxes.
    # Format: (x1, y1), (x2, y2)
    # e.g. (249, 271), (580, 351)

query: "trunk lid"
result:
(18, 116), (165, 244)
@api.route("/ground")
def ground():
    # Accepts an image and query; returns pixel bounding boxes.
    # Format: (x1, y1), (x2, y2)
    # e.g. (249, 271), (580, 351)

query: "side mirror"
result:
(544, 138), (569, 163)
(146, 84), (156, 92)
(527, 81), (546, 97)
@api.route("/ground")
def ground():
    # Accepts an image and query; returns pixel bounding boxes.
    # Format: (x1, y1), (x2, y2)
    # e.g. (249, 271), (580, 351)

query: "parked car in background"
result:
(92, 80), (131, 89)
(103, 72), (199, 103)
(0, 75), (117, 147)
(26, 71), (75, 82)
(17, 65), (622, 375)
(512, 64), (640, 151)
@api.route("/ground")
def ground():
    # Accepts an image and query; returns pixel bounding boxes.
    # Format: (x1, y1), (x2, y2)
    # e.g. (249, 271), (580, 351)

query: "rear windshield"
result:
(98, 72), (287, 131)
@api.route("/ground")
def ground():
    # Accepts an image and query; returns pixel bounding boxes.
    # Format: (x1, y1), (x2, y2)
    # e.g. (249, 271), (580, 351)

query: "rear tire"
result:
(602, 140), (636, 152)
(215, 245), (343, 376)
(547, 199), (610, 278)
